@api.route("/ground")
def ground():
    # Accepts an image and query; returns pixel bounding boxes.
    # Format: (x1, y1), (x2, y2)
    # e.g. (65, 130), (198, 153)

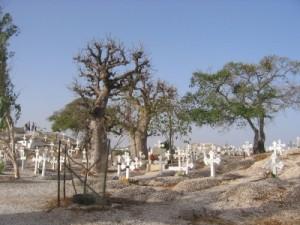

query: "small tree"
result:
(73, 38), (149, 195)
(0, 10), (20, 178)
(153, 94), (191, 154)
(184, 56), (300, 153)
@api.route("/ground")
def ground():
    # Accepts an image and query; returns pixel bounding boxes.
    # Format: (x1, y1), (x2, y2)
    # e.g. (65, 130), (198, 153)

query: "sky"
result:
(2, 0), (300, 147)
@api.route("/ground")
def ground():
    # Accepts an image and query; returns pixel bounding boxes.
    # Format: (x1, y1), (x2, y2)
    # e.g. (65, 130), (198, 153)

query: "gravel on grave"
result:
(173, 177), (222, 192)
(111, 185), (179, 202)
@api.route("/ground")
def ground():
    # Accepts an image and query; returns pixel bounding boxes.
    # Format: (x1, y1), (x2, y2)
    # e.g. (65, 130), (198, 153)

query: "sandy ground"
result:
(0, 149), (300, 225)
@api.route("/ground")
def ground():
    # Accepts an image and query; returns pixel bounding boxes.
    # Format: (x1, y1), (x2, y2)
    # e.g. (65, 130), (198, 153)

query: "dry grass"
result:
(43, 197), (73, 211)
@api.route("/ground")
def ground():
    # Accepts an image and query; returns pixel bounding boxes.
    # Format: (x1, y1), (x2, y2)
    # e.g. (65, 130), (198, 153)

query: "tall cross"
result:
(41, 152), (48, 176)
(270, 151), (284, 175)
(204, 150), (221, 177)
(19, 148), (26, 170)
(32, 148), (41, 175)
(276, 139), (286, 155)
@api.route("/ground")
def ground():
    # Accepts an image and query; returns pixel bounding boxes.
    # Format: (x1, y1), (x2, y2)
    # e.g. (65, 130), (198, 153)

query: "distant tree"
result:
(73, 38), (149, 195)
(113, 75), (177, 157)
(48, 98), (122, 139)
(184, 56), (300, 153)
(153, 93), (191, 154)
(49, 98), (89, 134)
(0, 10), (20, 178)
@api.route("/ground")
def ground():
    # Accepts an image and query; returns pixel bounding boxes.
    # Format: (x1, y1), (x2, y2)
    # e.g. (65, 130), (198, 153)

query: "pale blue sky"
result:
(2, 0), (300, 146)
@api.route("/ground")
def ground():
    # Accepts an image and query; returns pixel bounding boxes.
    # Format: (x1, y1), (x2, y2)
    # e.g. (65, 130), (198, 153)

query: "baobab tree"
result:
(114, 74), (177, 157)
(73, 38), (149, 194)
(184, 56), (300, 153)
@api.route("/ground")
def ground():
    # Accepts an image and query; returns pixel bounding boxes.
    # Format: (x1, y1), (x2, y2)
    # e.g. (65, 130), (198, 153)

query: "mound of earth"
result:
(146, 189), (179, 202)
(106, 180), (130, 189)
(173, 177), (221, 192)
(111, 185), (155, 202)
(147, 176), (186, 187)
(220, 178), (287, 208)
(217, 158), (254, 174)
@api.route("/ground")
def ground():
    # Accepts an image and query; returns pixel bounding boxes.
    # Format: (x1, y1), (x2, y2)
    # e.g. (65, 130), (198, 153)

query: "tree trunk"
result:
(253, 128), (265, 154)
(129, 133), (138, 157)
(12, 158), (19, 178)
(90, 118), (108, 197)
(6, 116), (20, 179)
(134, 131), (148, 157)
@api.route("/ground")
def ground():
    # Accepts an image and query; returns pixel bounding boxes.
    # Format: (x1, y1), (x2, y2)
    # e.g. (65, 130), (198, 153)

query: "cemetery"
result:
(1, 2), (300, 225)
(1, 134), (300, 224)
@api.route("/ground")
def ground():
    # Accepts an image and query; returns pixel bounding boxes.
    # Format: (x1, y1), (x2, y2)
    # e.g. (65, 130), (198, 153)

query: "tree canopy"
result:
(184, 55), (300, 153)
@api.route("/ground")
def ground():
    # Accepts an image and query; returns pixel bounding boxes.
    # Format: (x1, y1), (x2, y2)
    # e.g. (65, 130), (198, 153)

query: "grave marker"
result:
(204, 150), (221, 177)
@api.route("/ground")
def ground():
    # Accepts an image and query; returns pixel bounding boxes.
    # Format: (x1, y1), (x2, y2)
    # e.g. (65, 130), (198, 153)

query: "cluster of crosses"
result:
(116, 152), (143, 179)
(168, 144), (195, 175)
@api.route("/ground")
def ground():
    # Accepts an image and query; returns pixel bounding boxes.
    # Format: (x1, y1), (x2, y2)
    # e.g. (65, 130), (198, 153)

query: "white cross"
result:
(269, 151), (284, 176)
(242, 141), (253, 157)
(165, 150), (171, 160)
(276, 139), (286, 155)
(32, 148), (41, 175)
(59, 156), (64, 171)
(204, 150), (221, 177)
(269, 140), (286, 155)
(18, 148), (26, 170)
(125, 156), (131, 179)
(41, 152), (48, 176)
(44, 135), (47, 142)
(50, 156), (57, 170)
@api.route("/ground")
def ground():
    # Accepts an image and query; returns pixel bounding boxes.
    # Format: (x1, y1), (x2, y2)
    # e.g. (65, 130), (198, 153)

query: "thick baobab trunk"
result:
(90, 118), (109, 197)
(253, 120), (266, 154)
(130, 131), (148, 157)
(135, 131), (148, 157)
